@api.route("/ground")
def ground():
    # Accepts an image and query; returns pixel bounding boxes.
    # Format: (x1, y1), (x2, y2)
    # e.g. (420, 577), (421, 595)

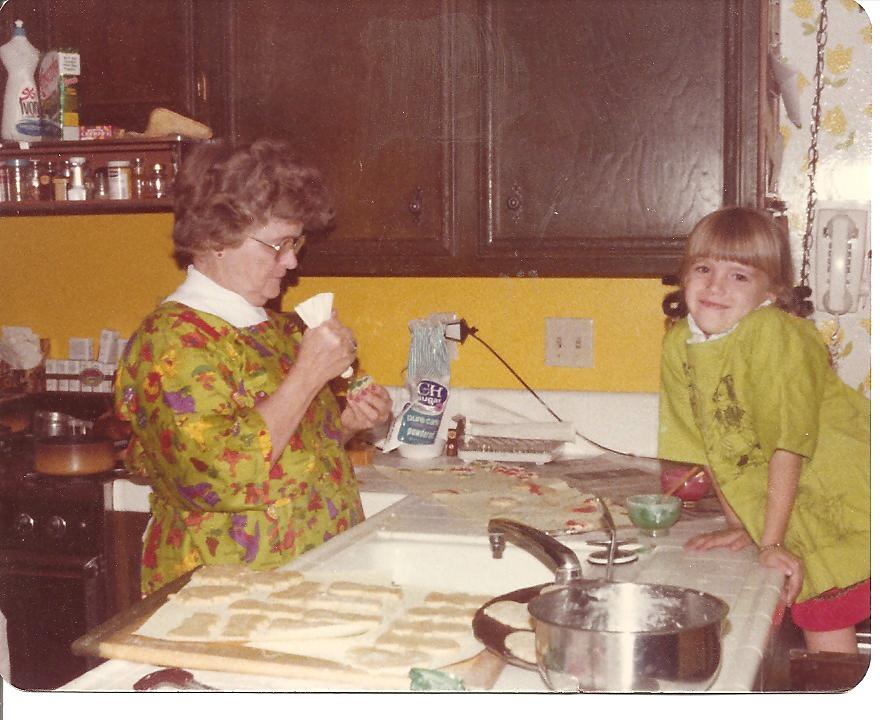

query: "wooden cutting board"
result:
(72, 572), (506, 691)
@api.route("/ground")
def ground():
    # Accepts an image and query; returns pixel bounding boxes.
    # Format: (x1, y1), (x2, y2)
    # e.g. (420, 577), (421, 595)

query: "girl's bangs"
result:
(684, 210), (781, 275)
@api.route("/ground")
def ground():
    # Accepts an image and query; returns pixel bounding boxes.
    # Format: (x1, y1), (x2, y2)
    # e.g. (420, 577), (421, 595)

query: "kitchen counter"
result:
(60, 451), (786, 694)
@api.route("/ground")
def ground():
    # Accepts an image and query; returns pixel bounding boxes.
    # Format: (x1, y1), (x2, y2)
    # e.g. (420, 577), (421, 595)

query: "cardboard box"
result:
(79, 125), (114, 140)
(68, 337), (93, 361)
(38, 50), (80, 141)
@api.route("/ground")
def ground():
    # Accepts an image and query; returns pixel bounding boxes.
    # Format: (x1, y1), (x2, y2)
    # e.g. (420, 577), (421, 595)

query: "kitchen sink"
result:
(303, 528), (566, 596)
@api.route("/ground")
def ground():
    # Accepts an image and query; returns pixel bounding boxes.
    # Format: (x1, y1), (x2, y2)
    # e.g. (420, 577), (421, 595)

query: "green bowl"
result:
(625, 494), (682, 537)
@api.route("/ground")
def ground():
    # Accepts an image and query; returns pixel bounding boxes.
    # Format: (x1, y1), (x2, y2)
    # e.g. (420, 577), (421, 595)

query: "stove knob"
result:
(14, 512), (34, 538)
(47, 515), (67, 539)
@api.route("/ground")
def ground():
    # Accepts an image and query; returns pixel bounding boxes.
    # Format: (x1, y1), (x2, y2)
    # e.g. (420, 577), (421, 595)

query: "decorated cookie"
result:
(347, 374), (375, 400)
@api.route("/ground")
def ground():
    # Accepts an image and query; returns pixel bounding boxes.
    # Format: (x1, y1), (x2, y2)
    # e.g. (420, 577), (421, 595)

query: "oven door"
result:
(0, 551), (106, 690)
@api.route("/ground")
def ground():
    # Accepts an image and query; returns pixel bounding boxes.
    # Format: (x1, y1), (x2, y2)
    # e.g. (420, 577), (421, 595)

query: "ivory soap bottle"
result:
(1, 19), (42, 141)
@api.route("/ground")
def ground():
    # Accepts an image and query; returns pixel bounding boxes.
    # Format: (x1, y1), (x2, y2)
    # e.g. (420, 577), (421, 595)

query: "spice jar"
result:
(52, 160), (70, 201)
(38, 160), (54, 201)
(107, 160), (132, 200)
(67, 157), (87, 201)
(92, 169), (109, 199)
(132, 157), (145, 199)
(150, 162), (167, 199)
(0, 162), (10, 202)
(6, 158), (28, 201)
(26, 159), (41, 201)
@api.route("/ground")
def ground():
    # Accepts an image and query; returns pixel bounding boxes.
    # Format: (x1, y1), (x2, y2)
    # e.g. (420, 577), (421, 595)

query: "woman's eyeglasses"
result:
(247, 233), (307, 257)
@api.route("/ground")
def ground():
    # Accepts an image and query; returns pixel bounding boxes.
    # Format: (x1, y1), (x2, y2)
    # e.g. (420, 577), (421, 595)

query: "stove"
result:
(0, 392), (119, 690)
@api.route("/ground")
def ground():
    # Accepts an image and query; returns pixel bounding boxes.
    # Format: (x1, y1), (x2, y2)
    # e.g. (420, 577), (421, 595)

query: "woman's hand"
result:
(685, 527), (753, 553)
(297, 317), (357, 387)
(340, 384), (392, 439)
(759, 546), (804, 605)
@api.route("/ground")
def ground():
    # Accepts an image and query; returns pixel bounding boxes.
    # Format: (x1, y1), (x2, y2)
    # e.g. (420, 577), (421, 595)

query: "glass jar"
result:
(26, 160), (41, 201)
(38, 160), (54, 201)
(150, 163), (167, 199)
(0, 162), (10, 202)
(107, 160), (132, 200)
(67, 157), (87, 201)
(92, 169), (109, 199)
(132, 157), (146, 199)
(7, 158), (28, 202)
(52, 160), (71, 201)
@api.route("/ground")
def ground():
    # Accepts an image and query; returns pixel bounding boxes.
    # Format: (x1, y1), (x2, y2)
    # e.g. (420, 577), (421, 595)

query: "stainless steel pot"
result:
(485, 517), (729, 692)
(527, 579), (728, 691)
(33, 410), (92, 438)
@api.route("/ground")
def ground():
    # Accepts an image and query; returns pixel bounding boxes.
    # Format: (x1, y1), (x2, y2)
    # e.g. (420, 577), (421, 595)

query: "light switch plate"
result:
(545, 317), (593, 368)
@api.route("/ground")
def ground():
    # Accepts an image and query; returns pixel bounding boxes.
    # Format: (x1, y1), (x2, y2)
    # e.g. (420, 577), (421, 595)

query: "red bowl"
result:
(659, 466), (712, 502)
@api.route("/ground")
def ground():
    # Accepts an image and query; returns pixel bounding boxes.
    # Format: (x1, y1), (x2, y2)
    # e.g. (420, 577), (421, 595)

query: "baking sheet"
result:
(133, 567), (488, 677)
(373, 462), (632, 534)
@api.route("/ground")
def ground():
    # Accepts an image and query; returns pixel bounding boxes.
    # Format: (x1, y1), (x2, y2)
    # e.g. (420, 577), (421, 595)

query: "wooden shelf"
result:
(2, 198), (172, 216)
(1, 137), (189, 216)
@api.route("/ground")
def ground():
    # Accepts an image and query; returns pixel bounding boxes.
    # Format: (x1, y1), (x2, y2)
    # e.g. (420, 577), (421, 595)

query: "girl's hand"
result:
(340, 384), (392, 436)
(758, 546), (803, 605)
(685, 527), (753, 552)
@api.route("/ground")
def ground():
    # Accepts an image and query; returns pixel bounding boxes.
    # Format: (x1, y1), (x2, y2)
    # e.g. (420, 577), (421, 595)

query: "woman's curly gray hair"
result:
(172, 138), (335, 259)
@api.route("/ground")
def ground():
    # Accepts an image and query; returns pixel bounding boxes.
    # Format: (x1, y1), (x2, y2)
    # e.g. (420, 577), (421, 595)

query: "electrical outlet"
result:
(545, 317), (593, 368)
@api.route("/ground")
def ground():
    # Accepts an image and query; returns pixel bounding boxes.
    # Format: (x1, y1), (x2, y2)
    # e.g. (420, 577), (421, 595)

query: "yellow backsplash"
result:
(1, 214), (669, 392)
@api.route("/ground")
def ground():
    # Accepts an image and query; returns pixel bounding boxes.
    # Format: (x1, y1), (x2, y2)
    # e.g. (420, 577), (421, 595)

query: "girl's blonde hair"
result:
(679, 206), (798, 313)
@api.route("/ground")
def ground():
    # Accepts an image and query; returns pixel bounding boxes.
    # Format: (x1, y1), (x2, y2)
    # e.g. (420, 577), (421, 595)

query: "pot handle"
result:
(488, 518), (582, 584)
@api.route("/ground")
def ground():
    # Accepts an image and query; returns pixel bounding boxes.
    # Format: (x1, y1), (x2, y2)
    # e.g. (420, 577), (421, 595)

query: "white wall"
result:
(776, 0), (872, 396)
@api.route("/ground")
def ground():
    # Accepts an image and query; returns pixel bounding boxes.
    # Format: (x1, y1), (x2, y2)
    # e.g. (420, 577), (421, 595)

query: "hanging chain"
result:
(799, 0), (829, 290)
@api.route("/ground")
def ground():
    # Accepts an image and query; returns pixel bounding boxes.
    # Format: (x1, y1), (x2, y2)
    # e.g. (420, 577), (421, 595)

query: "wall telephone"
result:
(811, 203), (870, 315)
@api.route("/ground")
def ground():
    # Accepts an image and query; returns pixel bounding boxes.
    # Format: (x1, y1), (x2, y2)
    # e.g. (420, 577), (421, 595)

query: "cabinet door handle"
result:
(196, 71), (208, 104)
(506, 183), (523, 222)
(408, 186), (423, 224)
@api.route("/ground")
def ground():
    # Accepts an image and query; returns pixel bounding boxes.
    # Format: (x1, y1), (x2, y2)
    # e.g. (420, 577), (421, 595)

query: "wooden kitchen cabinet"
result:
(475, 0), (765, 277)
(0, 0), (198, 132)
(223, 0), (456, 276)
(1, 0), (774, 277)
(105, 510), (150, 617)
(217, 0), (773, 277)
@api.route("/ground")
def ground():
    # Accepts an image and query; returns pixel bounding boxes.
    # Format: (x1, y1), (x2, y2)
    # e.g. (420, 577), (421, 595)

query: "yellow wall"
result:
(1, 214), (669, 392)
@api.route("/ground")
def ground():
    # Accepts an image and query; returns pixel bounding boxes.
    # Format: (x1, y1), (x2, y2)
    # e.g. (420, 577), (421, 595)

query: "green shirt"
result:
(115, 303), (363, 595)
(658, 306), (870, 602)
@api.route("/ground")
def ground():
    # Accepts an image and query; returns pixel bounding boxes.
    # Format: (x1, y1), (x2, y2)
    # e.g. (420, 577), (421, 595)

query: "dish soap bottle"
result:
(0, 19), (42, 141)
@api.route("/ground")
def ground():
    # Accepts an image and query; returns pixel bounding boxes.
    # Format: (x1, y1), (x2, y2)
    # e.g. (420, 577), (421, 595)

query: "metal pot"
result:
(486, 517), (729, 691)
(33, 410), (92, 438)
(34, 435), (116, 476)
(527, 580), (728, 691)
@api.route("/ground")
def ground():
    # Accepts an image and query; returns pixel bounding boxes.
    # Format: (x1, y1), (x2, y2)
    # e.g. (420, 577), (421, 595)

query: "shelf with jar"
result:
(0, 137), (191, 215)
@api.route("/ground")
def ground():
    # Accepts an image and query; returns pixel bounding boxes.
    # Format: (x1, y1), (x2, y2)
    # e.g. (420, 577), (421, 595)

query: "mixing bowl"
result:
(527, 580), (729, 691)
(660, 464), (711, 503)
(626, 494), (682, 537)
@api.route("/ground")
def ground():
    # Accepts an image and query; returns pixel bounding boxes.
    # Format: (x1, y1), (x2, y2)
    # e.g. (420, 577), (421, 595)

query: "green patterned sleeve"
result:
(116, 310), (273, 513)
(746, 311), (826, 460)
(657, 323), (709, 465)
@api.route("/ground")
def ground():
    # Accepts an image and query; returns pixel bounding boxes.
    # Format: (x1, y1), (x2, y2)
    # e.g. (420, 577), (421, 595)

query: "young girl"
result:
(658, 206), (870, 653)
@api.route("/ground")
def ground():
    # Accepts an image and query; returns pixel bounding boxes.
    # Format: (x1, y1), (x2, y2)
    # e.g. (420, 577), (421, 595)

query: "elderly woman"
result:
(115, 139), (392, 595)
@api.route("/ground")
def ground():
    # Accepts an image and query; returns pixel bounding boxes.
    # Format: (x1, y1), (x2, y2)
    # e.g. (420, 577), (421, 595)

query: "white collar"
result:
(163, 265), (269, 328)
(686, 299), (773, 344)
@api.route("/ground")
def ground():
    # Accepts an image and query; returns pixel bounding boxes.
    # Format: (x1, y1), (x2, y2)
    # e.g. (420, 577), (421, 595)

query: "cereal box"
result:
(38, 49), (80, 140)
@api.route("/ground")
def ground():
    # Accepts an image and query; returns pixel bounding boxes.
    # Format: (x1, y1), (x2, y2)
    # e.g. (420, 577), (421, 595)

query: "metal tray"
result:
(471, 583), (549, 670)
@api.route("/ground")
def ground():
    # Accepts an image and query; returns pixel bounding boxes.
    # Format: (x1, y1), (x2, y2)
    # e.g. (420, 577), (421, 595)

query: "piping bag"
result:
(294, 292), (353, 378)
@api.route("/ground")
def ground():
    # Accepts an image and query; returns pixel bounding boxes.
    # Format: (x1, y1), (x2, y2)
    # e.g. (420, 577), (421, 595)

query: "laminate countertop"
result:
(62, 452), (785, 694)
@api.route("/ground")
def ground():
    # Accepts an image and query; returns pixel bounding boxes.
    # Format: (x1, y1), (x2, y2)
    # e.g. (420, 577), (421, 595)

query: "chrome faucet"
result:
(488, 517), (582, 585)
